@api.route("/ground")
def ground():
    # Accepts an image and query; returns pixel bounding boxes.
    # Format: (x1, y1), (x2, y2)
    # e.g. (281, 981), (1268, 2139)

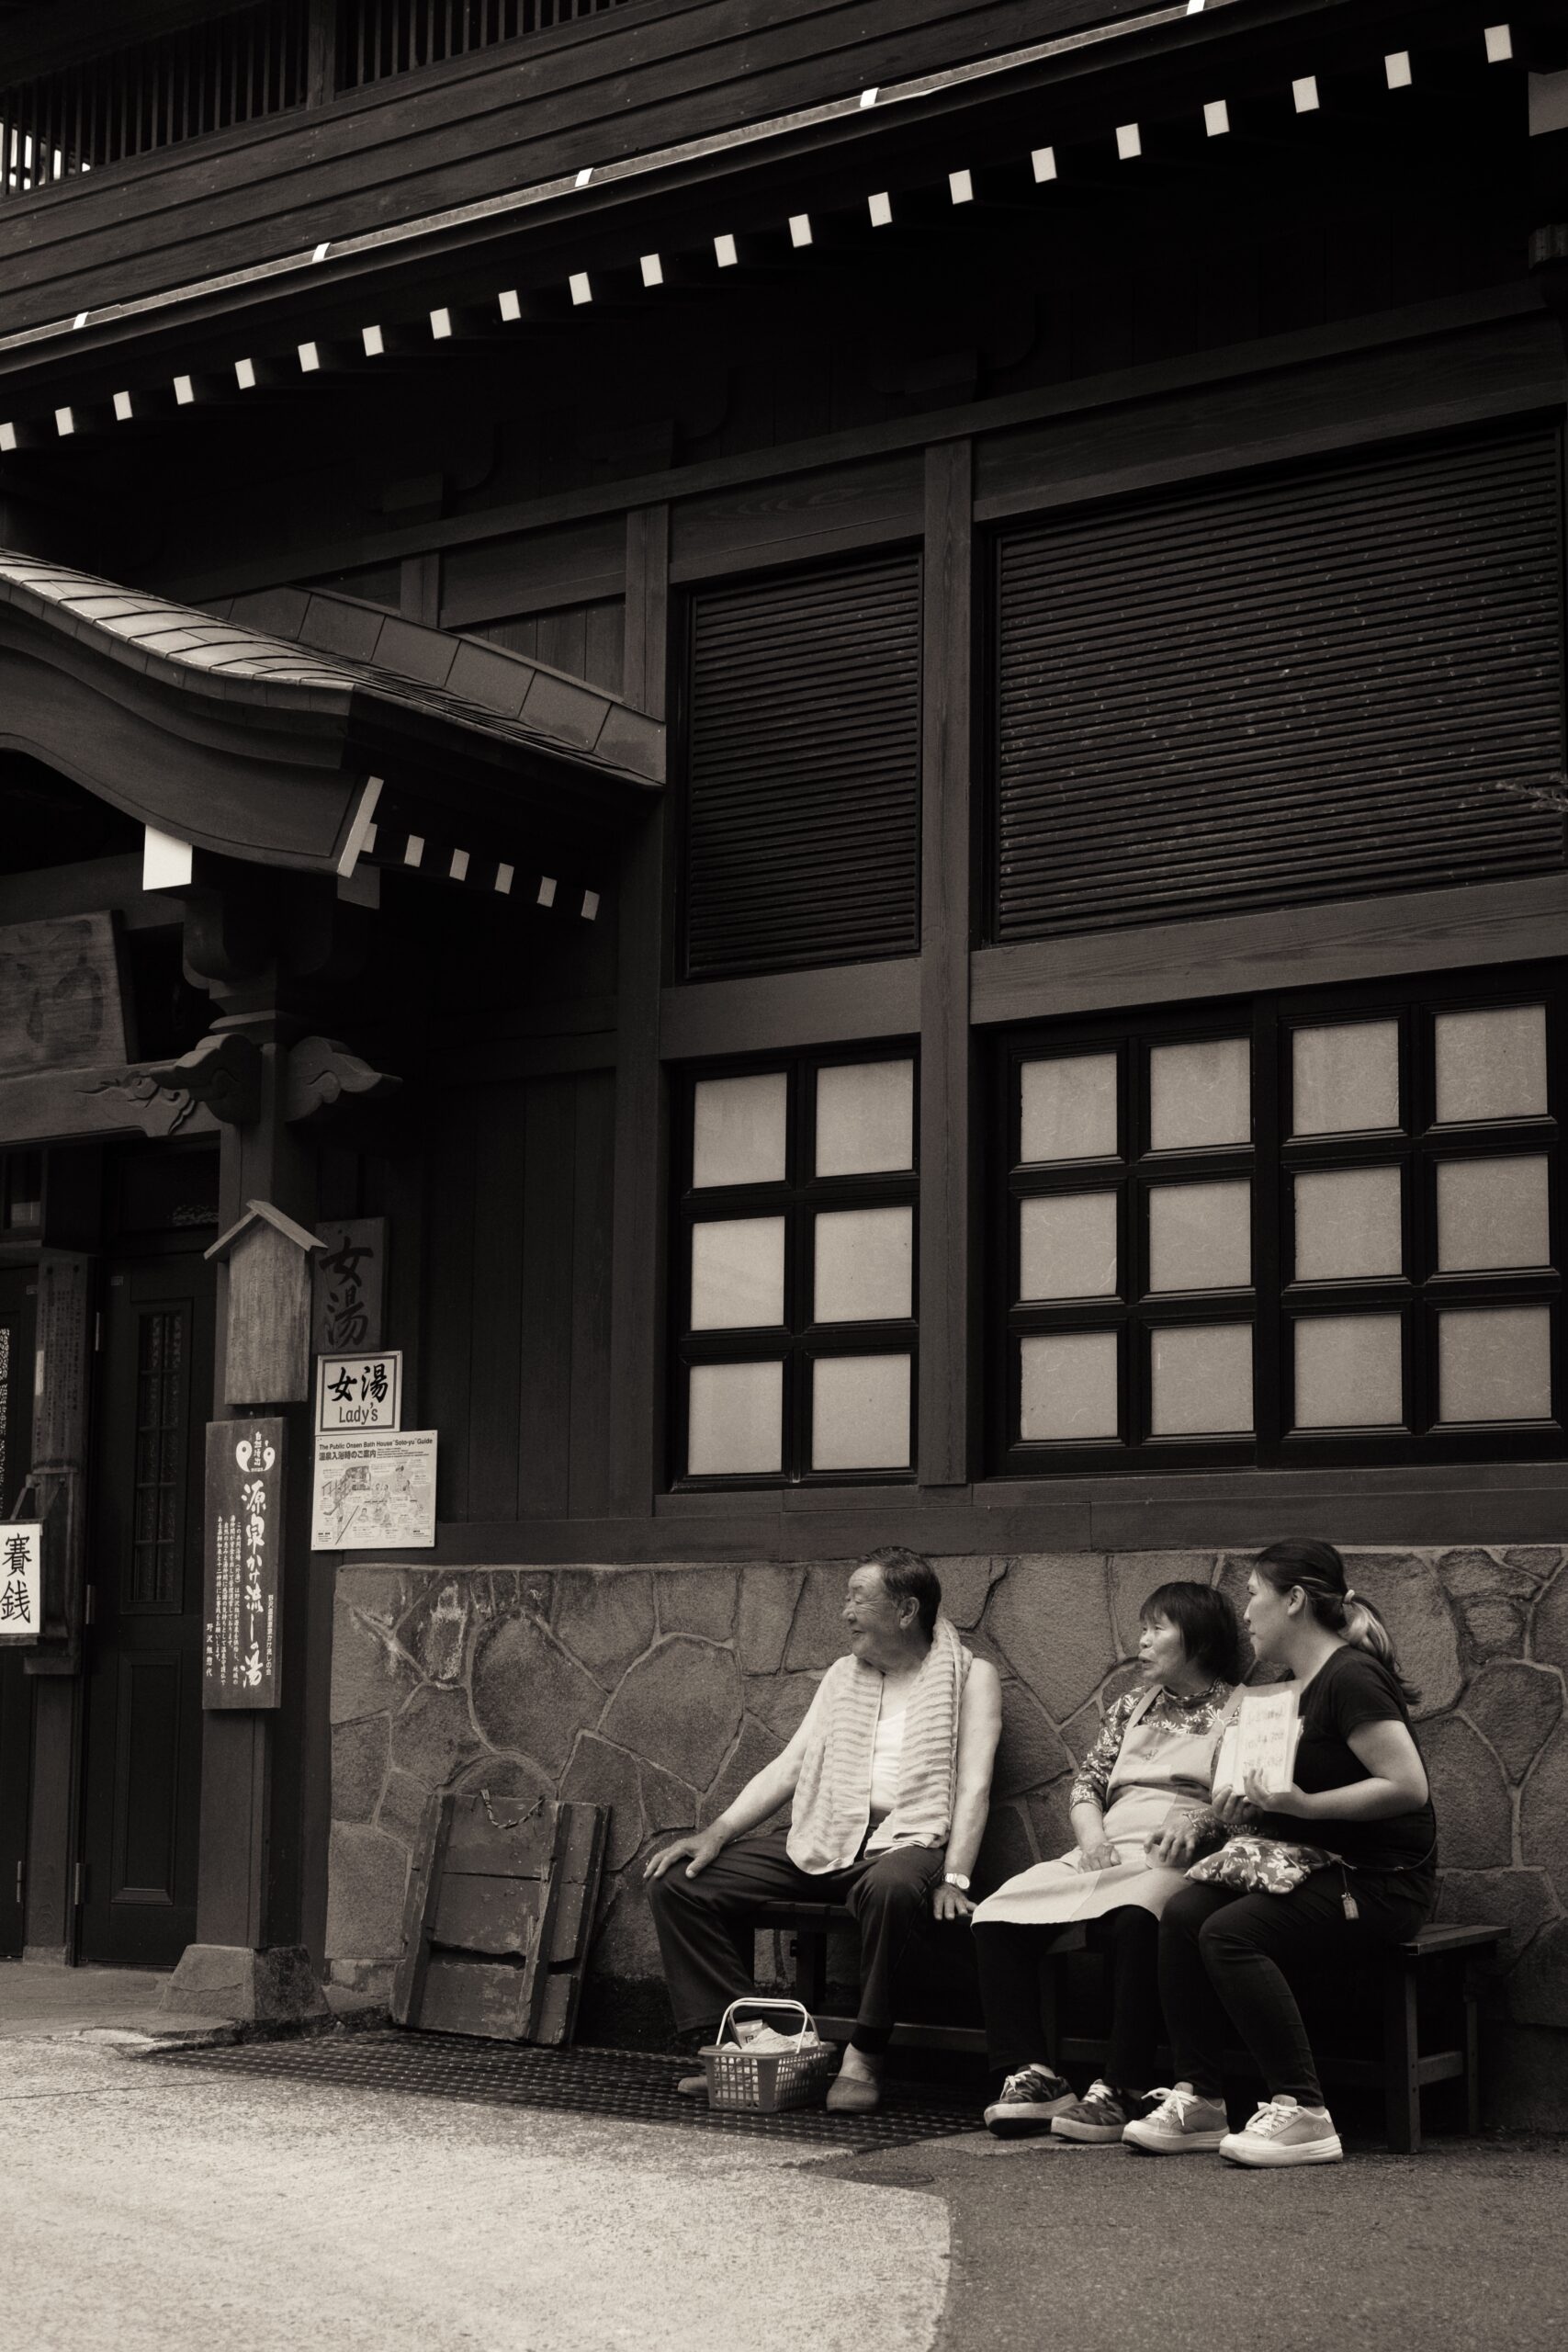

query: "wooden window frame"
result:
(992, 964), (1566, 1476)
(671, 1046), (919, 1490)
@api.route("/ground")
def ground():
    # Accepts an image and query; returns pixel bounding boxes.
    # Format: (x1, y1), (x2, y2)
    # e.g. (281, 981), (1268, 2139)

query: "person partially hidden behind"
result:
(1124, 1538), (1437, 2169)
(970, 1581), (1243, 2143)
(644, 1548), (1002, 2112)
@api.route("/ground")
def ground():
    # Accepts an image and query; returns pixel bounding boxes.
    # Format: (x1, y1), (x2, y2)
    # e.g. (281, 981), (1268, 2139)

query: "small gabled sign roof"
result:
(205, 1198), (324, 1263)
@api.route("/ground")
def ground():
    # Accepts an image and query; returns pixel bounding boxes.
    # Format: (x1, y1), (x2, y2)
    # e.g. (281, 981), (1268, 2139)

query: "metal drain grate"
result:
(150, 2032), (982, 2153)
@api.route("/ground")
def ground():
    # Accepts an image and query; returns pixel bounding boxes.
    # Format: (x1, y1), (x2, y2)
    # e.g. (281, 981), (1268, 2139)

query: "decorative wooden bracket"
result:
(284, 1035), (401, 1125)
(87, 1030), (263, 1135)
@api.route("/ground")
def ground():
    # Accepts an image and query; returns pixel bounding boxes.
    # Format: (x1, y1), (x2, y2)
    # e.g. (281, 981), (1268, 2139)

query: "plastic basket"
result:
(700, 1997), (836, 2113)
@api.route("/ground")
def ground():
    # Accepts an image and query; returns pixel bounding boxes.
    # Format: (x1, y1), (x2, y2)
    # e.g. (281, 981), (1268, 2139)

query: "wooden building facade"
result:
(2, 0), (1568, 2114)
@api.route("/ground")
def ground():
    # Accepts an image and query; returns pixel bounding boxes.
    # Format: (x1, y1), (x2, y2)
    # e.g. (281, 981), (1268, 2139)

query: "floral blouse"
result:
(1069, 1679), (1235, 1812)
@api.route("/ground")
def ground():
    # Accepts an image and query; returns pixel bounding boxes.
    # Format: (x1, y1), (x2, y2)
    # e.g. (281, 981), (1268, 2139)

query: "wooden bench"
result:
(747, 1899), (1504, 2153)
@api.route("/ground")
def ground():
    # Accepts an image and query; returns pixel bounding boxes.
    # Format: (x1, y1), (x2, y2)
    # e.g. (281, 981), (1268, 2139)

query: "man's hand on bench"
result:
(931, 1880), (976, 1923)
(645, 1828), (728, 1882)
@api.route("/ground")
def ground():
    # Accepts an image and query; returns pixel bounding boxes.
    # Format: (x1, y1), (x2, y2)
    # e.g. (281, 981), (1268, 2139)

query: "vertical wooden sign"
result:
(203, 1418), (285, 1709)
(0, 1522), (42, 1639)
(312, 1218), (388, 1352)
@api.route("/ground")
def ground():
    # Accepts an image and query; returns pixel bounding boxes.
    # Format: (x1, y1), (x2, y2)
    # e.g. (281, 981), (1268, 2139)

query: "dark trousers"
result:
(1160, 1871), (1436, 2108)
(972, 1908), (1161, 2093)
(646, 1827), (942, 2053)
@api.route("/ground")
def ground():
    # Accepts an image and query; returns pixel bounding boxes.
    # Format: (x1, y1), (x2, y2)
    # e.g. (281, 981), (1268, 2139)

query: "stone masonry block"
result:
(737, 1565), (807, 1674)
(330, 1590), (418, 1725)
(1463, 1663), (1563, 1782)
(784, 1564), (854, 1670)
(1438, 1549), (1536, 1659)
(561, 1733), (646, 1871)
(655, 1568), (739, 1641)
(377, 1768), (434, 1849)
(1437, 1867), (1558, 1962)
(601, 1635), (743, 1790)
(471, 1613), (606, 1777)
(555, 1571), (658, 1690)
(399, 1578), (472, 1686)
(931, 1555), (1008, 1630)
(1422, 1713), (1512, 1869)
(744, 1670), (822, 1744)
(1532, 1568), (1568, 1675)
(332, 1714), (389, 1825)
(1507, 1919), (1568, 2030)
(1347, 1554), (1463, 1718)
(976, 1802), (1036, 1894)
(388, 1682), (481, 1791)
(639, 1758), (699, 1839)
(1521, 1720), (1568, 1903)
(325, 1823), (410, 1962)
(993, 1683), (1072, 1799)
(987, 1555), (1114, 1720)
(699, 1714), (784, 1828)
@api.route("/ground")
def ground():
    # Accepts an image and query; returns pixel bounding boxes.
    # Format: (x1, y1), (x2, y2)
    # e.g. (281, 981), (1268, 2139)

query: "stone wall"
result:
(326, 1547), (1568, 2124)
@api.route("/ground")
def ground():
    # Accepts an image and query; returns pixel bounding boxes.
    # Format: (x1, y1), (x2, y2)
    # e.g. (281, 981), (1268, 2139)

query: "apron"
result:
(972, 1683), (1239, 1929)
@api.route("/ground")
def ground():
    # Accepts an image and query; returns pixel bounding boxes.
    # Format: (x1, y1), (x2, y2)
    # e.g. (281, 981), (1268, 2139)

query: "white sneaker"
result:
(1122, 2082), (1229, 2155)
(1220, 2097), (1343, 2167)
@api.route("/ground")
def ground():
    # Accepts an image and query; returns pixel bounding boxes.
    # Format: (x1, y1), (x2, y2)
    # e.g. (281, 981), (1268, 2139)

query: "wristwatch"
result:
(942, 1871), (971, 1892)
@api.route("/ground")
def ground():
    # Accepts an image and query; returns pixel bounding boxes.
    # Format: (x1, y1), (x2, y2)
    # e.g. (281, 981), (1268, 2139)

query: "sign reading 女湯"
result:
(203, 1419), (285, 1709)
(316, 1350), (403, 1433)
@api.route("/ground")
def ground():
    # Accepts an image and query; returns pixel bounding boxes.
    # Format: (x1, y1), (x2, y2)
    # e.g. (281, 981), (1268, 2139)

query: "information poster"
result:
(0, 1521), (42, 1639)
(203, 1419), (284, 1708)
(310, 1429), (437, 1552)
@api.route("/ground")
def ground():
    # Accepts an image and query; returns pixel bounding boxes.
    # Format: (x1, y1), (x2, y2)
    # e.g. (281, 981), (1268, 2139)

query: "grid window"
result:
(998, 969), (1563, 1471)
(675, 1052), (918, 1485)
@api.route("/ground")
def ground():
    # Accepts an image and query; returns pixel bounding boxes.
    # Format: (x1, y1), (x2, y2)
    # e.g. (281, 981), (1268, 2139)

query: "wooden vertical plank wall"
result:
(608, 503), (670, 1517)
(919, 441), (976, 1487)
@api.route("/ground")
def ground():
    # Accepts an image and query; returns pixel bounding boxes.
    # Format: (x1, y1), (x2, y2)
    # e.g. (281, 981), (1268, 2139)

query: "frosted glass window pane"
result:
(693, 1072), (788, 1188)
(691, 1217), (785, 1329)
(1438, 1307), (1551, 1424)
(1292, 1021), (1400, 1136)
(1435, 1006), (1548, 1125)
(816, 1059), (914, 1176)
(814, 1206), (913, 1322)
(1147, 1182), (1251, 1292)
(811, 1354), (911, 1470)
(1020, 1331), (1119, 1441)
(1020, 1193), (1118, 1301)
(1150, 1325), (1253, 1435)
(1021, 1054), (1117, 1163)
(688, 1361), (783, 1475)
(1148, 1037), (1250, 1151)
(1293, 1316), (1403, 1429)
(1294, 1167), (1404, 1282)
(1437, 1157), (1551, 1272)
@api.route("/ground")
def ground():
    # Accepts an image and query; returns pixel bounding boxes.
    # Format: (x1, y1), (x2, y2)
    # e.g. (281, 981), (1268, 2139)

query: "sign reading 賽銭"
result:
(0, 1521), (42, 1639)
(203, 1419), (285, 1708)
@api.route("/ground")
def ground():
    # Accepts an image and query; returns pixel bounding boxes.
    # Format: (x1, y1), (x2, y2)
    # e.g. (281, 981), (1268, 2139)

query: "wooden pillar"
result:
(918, 440), (976, 1489)
(607, 504), (671, 1518)
(305, 0), (337, 107)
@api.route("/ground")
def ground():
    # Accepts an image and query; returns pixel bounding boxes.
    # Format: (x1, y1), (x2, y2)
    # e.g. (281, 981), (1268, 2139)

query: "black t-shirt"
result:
(1253, 1646), (1437, 1873)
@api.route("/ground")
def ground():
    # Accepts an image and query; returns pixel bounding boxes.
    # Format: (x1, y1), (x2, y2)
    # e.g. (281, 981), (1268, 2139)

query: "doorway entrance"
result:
(0, 1260), (37, 1958)
(79, 1246), (214, 1966)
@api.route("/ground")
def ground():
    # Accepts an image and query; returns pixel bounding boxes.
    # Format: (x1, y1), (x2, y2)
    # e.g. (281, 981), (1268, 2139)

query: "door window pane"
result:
(691, 1217), (785, 1329)
(1021, 1054), (1117, 1163)
(1148, 1037), (1250, 1151)
(816, 1059), (914, 1176)
(1020, 1331), (1119, 1441)
(814, 1206), (913, 1323)
(1438, 1306), (1551, 1423)
(1292, 1020), (1400, 1136)
(811, 1354), (911, 1469)
(1434, 1006), (1548, 1125)
(1147, 1181), (1252, 1293)
(1293, 1315), (1403, 1428)
(1437, 1157), (1551, 1272)
(693, 1072), (788, 1187)
(1020, 1193), (1117, 1301)
(688, 1361), (784, 1474)
(1293, 1167), (1404, 1282)
(1150, 1325), (1253, 1435)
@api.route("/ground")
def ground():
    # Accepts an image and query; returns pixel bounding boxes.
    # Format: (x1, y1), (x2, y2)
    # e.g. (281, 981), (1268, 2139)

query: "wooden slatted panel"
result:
(684, 554), (922, 978)
(993, 430), (1568, 942)
(336, 0), (635, 89)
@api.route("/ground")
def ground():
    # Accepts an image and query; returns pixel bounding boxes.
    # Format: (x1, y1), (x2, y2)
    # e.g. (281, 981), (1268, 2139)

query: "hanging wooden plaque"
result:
(203, 1418), (285, 1708)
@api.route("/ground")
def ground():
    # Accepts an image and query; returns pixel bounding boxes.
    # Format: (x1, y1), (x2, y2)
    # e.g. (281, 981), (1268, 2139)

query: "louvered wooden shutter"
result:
(993, 429), (1567, 942)
(683, 555), (922, 977)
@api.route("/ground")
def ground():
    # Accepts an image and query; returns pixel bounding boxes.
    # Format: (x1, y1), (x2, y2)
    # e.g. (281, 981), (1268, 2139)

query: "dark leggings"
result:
(1160, 1871), (1436, 2107)
(973, 1908), (1162, 2093)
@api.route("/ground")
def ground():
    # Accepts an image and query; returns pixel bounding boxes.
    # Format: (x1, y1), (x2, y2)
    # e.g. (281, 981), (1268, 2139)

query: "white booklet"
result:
(1213, 1686), (1303, 1802)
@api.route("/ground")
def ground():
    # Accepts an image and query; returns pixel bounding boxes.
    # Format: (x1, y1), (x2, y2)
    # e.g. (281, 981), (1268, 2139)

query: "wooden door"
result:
(80, 1251), (213, 1966)
(0, 1264), (37, 1958)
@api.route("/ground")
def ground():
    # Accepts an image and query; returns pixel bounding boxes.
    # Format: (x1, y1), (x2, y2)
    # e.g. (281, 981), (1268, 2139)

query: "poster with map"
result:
(310, 1429), (437, 1552)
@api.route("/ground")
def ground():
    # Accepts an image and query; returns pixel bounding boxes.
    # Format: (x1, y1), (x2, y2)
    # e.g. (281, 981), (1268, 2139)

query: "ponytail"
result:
(1254, 1539), (1421, 1707)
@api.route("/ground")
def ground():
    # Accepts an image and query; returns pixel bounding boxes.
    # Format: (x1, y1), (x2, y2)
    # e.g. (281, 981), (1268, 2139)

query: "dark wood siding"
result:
(424, 1068), (615, 1523)
(470, 601), (625, 696)
(682, 552), (921, 978)
(992, 428), (1568, 944)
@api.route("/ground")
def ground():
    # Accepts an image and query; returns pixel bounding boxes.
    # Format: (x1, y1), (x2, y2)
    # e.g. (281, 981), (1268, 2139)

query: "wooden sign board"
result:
(392, 1794), (608, 2044)
(316, 1350), (402, 1433)
(203, 1418), (285, 1708)
(310, 1429), (435, 1551)
(0, 913), (129, 1074)
(312, 1218), (388, 1352)
(0, 1522), (42, 1639)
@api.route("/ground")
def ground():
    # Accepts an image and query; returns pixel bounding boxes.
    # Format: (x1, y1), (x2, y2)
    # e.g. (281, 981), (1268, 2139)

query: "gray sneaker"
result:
(1052, 2078), (1132, 2144)
(983, 2064), (1077, 2137)
(1122, 2082), (1229, 2155)
(1220, 2097), (1344, 2167)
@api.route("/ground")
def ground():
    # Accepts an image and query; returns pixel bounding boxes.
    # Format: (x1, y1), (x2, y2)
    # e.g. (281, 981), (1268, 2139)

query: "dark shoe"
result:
(1051, 2078), (1132, 2144)
(676, 2070), (708, 2098)
(982, 2064), (1076, 2138)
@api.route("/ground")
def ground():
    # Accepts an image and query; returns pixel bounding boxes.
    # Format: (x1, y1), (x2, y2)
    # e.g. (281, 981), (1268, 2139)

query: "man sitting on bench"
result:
(644, 1547), (1002, 2112)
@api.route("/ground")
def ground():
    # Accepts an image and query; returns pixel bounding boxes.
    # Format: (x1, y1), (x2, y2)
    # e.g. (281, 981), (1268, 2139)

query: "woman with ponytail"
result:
(1124, 1540), (1436, 2171)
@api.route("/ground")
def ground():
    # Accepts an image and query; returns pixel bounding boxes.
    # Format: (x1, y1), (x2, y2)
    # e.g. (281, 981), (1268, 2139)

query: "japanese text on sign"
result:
(310, 1430), (436, 1551)
(0, 1521), (41, 1638)
(316, 1350), (403, 1433)
(203, 1419), (284, 1709)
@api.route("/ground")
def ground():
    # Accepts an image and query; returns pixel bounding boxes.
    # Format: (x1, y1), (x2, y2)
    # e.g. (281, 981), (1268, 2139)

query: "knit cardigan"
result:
(787, 1613), (972, 1874)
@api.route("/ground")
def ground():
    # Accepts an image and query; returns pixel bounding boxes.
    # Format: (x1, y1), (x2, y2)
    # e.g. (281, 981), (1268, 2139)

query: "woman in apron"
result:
(972, 1580), (1244, 2142)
